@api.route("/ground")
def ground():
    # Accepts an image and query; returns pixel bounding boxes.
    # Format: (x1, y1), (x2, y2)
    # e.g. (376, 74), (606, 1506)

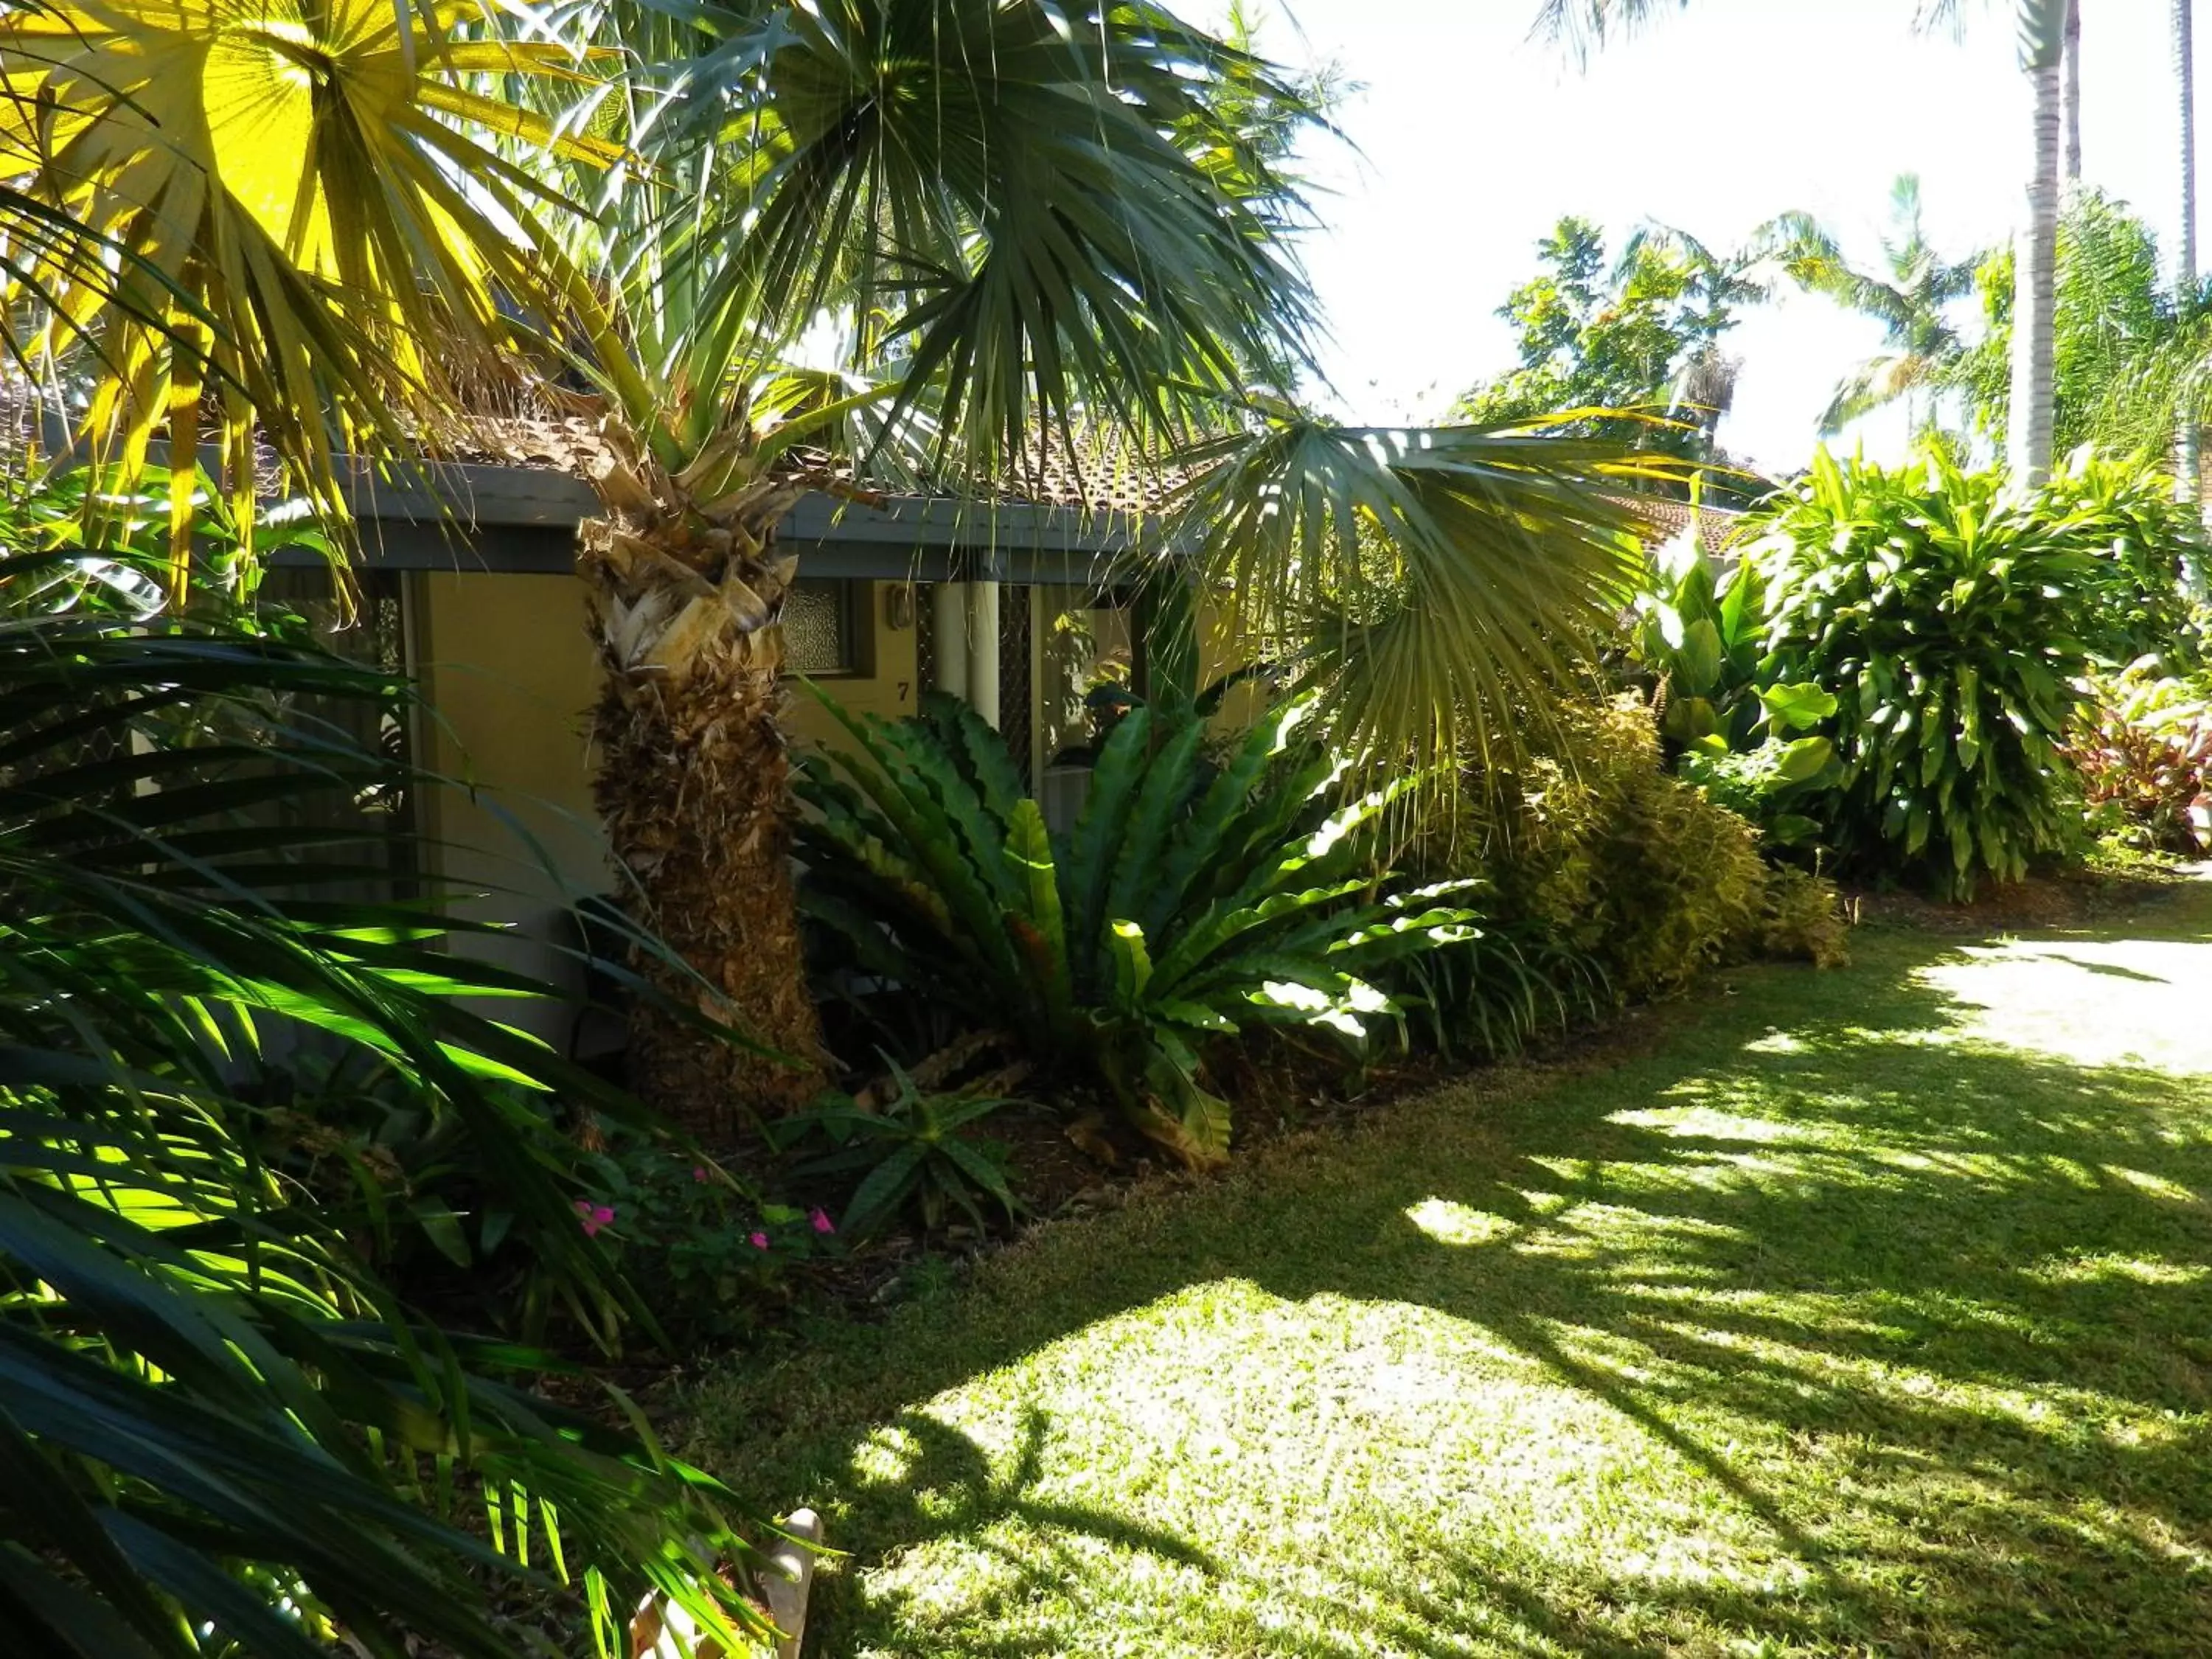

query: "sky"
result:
(1265, 0), (2197, 472)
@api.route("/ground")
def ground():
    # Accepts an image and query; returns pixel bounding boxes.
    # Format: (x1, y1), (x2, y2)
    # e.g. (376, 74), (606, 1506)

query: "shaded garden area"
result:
(688, 879), (2212, 1657)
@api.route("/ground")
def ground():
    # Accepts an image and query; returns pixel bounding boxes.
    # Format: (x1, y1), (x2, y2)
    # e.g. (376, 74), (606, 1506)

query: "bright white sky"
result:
(1265, 0), (2194, 472)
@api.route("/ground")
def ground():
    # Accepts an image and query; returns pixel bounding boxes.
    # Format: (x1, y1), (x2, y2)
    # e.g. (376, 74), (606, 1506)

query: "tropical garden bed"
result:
(677, 873), (2212, 1658)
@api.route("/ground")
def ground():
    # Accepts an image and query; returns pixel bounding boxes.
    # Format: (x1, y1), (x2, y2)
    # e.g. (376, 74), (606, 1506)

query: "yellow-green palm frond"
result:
(0, 0), (622, 592)
(1172, 406), (1697, 777)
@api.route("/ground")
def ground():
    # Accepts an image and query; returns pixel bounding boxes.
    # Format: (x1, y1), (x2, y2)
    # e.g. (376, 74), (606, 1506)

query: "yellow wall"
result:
(410, 570), (914, 922)
(782, 580), (920, 748)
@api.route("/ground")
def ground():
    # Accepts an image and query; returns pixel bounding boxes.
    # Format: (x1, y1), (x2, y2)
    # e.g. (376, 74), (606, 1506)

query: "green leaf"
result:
(1757, 681), (1839, 733)
(1772, 736), (1836, 785)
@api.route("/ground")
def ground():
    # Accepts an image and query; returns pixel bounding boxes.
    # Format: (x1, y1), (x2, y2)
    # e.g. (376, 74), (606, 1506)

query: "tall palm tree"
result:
(2011, 0), (2069, 483)
(2174, 0), (2201, 513)
(1534, 0), (2070, 483)
(2065, 0), (2083, 183)
(1757, 178), (1982, 434)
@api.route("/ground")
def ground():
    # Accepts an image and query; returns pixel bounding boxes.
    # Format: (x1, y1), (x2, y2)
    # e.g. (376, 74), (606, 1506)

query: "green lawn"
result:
(686, 879), (2212, 1657)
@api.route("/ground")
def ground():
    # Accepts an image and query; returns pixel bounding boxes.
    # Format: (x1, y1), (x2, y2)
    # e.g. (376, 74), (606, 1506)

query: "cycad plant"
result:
(793, 692), (1477, 1166)
(0, 549), (773, 1655)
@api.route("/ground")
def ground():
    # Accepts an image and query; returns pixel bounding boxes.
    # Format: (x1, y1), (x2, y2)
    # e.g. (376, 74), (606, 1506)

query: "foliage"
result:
(2032, 452), (2210, 667)
(1381, 914), (1613, 1063)
(776, 1064), (1025, 1239)
(2065, 660), (2212, 853)
(1757, 175), (1983, 434)
(1630, 525), (1768, 751)
(1756, 864), (1853, 970)
(1956, 189), (2209, 462)
(1172, 406), (1692, 778)
(249, 1048), (645, 1346)
(1751, 447), (2101, 897)
(1450, 697), (1788, 999)
(0, 558), (773, 1655)
(571, 1128), (835, 1346)
(1453, 216), (1759, 468)
(794, 690), (1477, 1169)
(0, 0), (619, 574)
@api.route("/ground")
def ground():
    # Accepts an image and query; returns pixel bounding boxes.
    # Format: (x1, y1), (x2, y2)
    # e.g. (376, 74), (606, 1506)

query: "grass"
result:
(686, 880), (2212, 1656)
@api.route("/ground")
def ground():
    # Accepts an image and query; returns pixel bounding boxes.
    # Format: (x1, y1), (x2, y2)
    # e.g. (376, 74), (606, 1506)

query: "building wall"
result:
(407, 571), (916, 1038)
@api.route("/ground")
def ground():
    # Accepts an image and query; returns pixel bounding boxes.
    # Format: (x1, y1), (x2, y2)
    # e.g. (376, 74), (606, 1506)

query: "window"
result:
(782, 577), (862, 675)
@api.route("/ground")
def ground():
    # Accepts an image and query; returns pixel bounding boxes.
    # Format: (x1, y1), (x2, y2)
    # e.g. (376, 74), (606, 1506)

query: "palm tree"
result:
(2174, 0), (2201, 512)
(532, 1), (1331, 1120)
(2011, 0), (2069, 484)
(526, 1), (1692, 1128)
(1533, 0), (2070, 484)
(1756, 178), (1983, 435)
(2065, 0), (2083, 183)
(1617, 224), (1775, 447)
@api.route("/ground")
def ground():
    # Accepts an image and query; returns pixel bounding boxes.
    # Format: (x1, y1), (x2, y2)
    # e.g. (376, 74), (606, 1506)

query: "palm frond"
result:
(0, 0), (619, 577)
(1169, 408), (1691, 776)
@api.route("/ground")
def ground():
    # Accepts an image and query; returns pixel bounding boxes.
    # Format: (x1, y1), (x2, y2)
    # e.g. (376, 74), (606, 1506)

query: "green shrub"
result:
(1450, 697), (1804, 1000)
(1757, 864), (1853, 969)
(2037, 451), (2210, 669)
(1752, 447), (2100, 897)
(1381, 914), (1613, 1062)
(0, 556), (773, 1657)
(2065, 659), (2212, 853)
(1629, 523), (1771, 751)
(794, 691), (1476, 1167)
(568, 1124), (837, 1344)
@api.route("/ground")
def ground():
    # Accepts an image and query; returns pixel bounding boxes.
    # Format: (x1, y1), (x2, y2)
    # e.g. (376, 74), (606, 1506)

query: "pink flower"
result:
(809, 1206), (835, 1235)
(749, 1231), (770, 1250)
(574, 1200), (616, 1239)
(692, 1165), (709, 1183)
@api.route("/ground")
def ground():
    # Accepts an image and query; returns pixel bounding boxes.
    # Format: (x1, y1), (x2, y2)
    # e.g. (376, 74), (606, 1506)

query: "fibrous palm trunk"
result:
(2010, 0), (2067, 487)
(580, 452), (828, 1132)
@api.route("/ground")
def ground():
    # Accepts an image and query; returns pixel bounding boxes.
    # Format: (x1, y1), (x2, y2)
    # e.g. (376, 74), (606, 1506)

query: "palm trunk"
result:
(2062, 0), (2083, 184)
(582, 466), (829, 1132)
(2177, 0), (2203, 550)
(2010, 0), (2067, 487)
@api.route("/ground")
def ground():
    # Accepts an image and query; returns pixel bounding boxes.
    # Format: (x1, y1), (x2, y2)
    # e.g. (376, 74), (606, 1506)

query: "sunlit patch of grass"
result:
(1404, 1197), (1516, 1247)
(688, 883), (2212, 1657)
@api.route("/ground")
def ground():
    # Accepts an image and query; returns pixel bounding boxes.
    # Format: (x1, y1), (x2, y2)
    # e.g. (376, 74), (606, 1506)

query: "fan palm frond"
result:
(0, 0), (624, 582)
(1170, 408), (1694, 776)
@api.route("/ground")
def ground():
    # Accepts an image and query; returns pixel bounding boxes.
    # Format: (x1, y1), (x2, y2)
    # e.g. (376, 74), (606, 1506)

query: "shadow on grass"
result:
(694, 900), (2212, 1656)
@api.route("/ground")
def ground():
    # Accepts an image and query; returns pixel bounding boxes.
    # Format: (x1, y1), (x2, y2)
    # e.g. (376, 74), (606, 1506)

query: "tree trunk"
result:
(581, 466), (829, 1133)
(2010, 0), (2067, 487)
(2062, 0), (2083, 183)
(2177, 0), (2204, 552)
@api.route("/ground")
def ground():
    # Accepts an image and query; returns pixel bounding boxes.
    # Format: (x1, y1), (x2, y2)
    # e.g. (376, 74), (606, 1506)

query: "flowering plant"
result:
(574, 1130), (836, 1343)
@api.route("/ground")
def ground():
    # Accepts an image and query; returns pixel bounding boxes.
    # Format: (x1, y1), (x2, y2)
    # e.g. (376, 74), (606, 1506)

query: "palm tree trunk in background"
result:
(2010, 0), (2067, 487)
(582, 473), (830, 1133)
(2063, 0), (2083, 183)
(2175, 0), (2203, 551)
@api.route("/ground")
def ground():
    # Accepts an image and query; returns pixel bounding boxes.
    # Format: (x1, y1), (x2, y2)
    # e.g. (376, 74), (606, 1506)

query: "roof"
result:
(1613, 495), (1746, 557)
(439, 411), (1194, 518)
